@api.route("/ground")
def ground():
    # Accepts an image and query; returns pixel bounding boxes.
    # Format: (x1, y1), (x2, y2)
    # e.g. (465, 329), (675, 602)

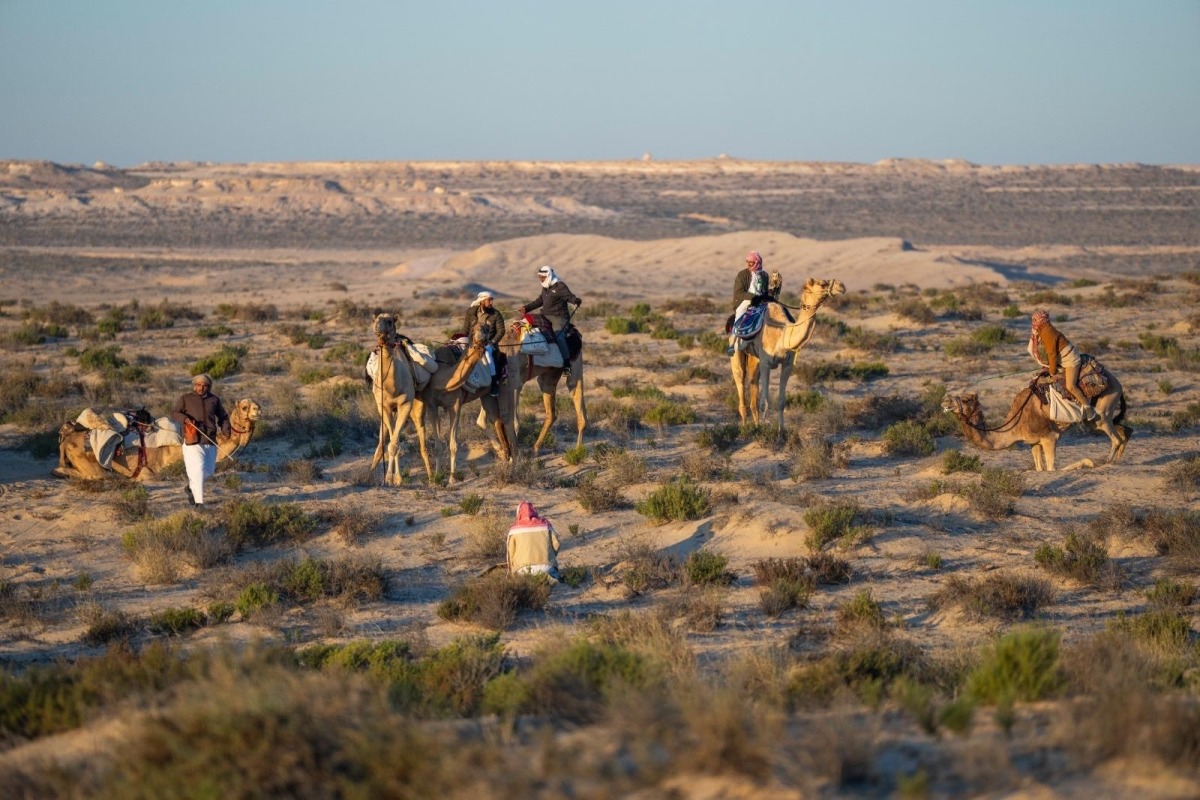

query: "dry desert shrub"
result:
(787, 434), (849, 481)
(318, 503), (383, 546)
(846, 393), (923, 431)
(635, 478), (712, 523)
(222, 556), (387, 617)
(1162, 454), (1200, 494)
(787, 631), (929, 711)
(462, 505), (508, 561)
(78, 601), (138, 646)
(1033, 530), (1124, 589)
(962, 467), (1024, 519)
(835, 589), (888, 634)
(928, 572), (1055, 621)
(594, 445), (648, 486)
(122, 511), (231, 584)
(574, 473), (628, 512)
(660, 586), (727, 632)
(1144, 577), (1197, 609)
(803, 499), (872, 552)
(437, 572), (550, 630)
(615, 536), (682, 596)
(220, 497), (318, 550)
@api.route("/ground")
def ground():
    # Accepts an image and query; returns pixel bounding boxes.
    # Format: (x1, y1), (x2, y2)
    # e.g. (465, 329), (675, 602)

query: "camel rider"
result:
(463, 290), (506, 396)
(519, 265), (581, 375)
(727, 250), (769, 356)
(1029, 310), (1097, 421)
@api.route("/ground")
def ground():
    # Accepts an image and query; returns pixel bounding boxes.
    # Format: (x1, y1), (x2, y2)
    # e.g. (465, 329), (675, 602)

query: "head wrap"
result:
(745, 250), (763, 271)
(537, 265), (559, 288)
(470, 290), (494, 308)
(192, 373), (213, 387)
(1031, 310), (1050, 330)
(515, 500), (548, 526)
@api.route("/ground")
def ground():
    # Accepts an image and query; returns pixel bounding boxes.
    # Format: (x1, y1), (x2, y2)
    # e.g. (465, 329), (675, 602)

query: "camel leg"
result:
(371, 408), (388, 473)
(1030, 443), (1045, 472)
(447, 397), (464, 486)
(570, 367), (586, 448)
(411, 398), (434, 483)
(533, 389), (557, 455)
(388, 401), (415, 486)
(775, 358), (792, 432)
(746, 354), (762, 425)
(1042, 438), (1056, 472)
(1112, 425), (1132, 462)
(730, 353), (749, 426)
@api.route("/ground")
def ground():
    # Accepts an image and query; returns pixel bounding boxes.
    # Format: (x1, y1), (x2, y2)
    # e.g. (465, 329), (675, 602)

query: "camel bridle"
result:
(952, 387), (1038, 434)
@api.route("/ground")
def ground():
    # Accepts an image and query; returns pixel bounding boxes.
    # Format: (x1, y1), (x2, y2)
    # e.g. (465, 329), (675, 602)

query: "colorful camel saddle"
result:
(728, 304), (767, 340)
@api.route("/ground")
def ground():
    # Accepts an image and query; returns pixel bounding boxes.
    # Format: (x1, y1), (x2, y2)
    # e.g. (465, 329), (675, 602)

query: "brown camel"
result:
(53, 399), (261, 480)
(731, 277), (846, 430)
(369, 313), (420, 486)
(942, 373), (1130, 471)
(495, 320), (585, 455)
(410, 325), (516, 485)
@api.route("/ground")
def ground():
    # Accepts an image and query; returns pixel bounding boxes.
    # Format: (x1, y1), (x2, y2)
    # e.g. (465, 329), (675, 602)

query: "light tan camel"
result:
(410, 325), (516, 485)
(731, 277), (846, 430)
(52, 399), (261, 480)
(369, 313), (420, 486)
(495, 320), (585, 455)
(942, 373), (1130, 471)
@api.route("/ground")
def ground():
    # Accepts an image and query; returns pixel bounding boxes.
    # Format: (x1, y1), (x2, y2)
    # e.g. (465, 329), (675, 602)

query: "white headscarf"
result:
(470, 290), (494, 308)
(538, 265), (559, 289)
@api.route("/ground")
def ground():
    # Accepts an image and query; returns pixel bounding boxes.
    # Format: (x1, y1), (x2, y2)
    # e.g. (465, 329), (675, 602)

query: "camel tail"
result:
(1114, 392), (1126, 426)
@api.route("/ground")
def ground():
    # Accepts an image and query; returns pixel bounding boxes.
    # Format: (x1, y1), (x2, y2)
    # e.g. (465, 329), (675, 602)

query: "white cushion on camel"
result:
(520, 329), (551, 355)
(1046, 385), (1087, 424)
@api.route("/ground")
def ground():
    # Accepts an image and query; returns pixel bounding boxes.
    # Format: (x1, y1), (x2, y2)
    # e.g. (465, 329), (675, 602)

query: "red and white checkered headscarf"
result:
(745, 250), (763, 271)
(1031, 310), (1050, 330)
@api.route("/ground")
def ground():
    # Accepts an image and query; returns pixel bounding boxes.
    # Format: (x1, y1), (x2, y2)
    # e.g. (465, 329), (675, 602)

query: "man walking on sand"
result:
(171, 373), (230, 507)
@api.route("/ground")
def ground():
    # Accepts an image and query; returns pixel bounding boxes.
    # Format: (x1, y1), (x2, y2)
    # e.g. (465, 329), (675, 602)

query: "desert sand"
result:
(1, 159), (1198, 797)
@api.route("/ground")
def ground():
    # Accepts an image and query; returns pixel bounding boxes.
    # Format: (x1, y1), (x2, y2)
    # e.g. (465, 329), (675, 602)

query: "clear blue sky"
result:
(2, 0), (1197, 166)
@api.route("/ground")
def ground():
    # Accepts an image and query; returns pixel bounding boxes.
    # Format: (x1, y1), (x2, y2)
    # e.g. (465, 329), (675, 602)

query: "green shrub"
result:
(575, 474), (627, 512)
(196, 324), (235, 339)
(221, 498), (316, 549)
(894, 298), (935, 323)
(966, 627), (1061, 705)
(191, 345), (248, 380)
(1144, 577), (1197, 610)
(526, 637), (660, 723)
(1109, 610), (1192, 655)
(941, 449), (981, 474)
(848, 361), (889, 380)
(458, 493), (485, 515)
(1001, 304), (1021, 318)
(635, 479), (711, 523)
(696, 423), (740, 451)
(962, 467), (1024, 519)
(604, 317), (647, 335)
(563, 444), (587, 465)
(803, 502), (868, 551)
(1033, 531), (1119, 588)
(642, 400), (697, 427)
(836, 589), (887, 631)
(148, 607), (206, 636)
(235, 583), (279, 618)
(758, 577), (811, 616)
(78, 345), (126, 372)
(684, 549), (733, 586)
(883, 420), (935, 457)
(617, 539), (681, 595)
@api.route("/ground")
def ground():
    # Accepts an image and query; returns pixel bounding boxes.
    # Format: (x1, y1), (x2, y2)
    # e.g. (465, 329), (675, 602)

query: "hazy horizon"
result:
(2, 1), (1197, 167)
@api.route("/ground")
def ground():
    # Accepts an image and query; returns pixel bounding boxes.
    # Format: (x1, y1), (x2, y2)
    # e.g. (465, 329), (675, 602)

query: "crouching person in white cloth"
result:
(171, 373), (230, 507)
(506, 501), (561, 581)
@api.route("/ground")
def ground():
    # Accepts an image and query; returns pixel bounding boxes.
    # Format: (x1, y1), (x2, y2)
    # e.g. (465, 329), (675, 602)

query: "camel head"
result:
(942, 393), (981, 422)
(232, 399), (262, 424)
(470, 321), (492, 349)
(801, 278), (847, 309)
(372, 313), (398, 343)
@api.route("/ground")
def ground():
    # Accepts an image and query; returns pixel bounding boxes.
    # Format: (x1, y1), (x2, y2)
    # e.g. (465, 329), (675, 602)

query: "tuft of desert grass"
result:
(1033, 530), (1123, 589)
(122, 511), (230, 584)
(462, 505), (508, 561)
(437, 572), (550, 630)
(928, 572), (1055, 621)
(616, 537), (681, 596)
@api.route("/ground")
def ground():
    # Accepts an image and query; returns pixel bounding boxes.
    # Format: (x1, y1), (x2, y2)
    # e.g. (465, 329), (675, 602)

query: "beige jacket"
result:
(506, 523), (560, 576)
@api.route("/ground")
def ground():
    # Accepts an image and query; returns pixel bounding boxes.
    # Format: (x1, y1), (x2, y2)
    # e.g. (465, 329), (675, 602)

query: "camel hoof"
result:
(51, 467), (72, 479)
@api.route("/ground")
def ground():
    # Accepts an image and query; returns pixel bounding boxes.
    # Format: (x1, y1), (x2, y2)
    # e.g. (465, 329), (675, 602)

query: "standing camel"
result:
(942, 373), (1129, 471)
(731, 277), (846, 430)
(495, 320), (585, 455)
(53, 399), (261, 480)
(411, 325), (516, 484)
(369, 313), (420, 485)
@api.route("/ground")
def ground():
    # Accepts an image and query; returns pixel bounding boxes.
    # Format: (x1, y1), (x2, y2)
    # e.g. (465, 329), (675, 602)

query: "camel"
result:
(942, 374), (1130, 471)
(495, 319), (586, 455)
(731, 277), (846, 430)
(368, 313), (421, 486)
(410, 324), (516, 485)
(52, 399), (261, 480)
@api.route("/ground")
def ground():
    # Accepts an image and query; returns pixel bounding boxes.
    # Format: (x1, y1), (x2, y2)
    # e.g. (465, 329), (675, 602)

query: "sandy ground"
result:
(1, 222), (1199, 793)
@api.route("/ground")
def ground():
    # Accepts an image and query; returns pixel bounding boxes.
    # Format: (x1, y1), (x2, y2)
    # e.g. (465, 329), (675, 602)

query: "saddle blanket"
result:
(532, 347), (564, 369)
(732, 305), (766, 340)
(1053, 354), (1108, 399)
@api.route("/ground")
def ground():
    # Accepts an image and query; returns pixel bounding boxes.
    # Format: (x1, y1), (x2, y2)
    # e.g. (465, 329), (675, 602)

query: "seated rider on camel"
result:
(726, 250), (770, 356)
(519, 265), (582, 376)
(463, 290), (506, 396)
(1029, 309), (1098, 422)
